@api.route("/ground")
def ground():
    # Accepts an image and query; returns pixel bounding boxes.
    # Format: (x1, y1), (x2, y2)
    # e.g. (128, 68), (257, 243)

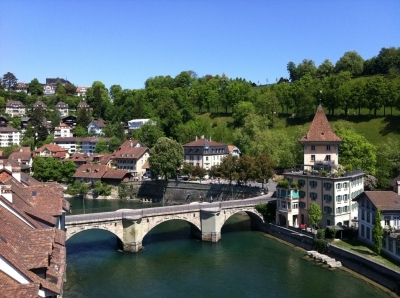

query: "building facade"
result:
(112, 141), (149, 177)
(354, 187), (400, 262)
(87, 119), (106, 135)
(54, 123), (73, 138)
(276, 106), (364, 229)
(0, 127), (21, 147)
(5, 100), (25, 116)
(182, 136), (229, 171)
(55, 101), (69, 116)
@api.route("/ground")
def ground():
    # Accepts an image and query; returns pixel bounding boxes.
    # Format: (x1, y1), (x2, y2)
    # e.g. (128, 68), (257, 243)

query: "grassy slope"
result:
(200, 107), (400, 147)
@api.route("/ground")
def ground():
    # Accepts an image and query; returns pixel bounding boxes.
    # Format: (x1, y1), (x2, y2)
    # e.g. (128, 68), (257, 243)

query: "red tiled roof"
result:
(113, 147), (148, 160)
(102, 169), (130, 180)
(91, 119), (106, 128)
(300, 106), (342, 143)
(118, 140), (141, 149)
(34, 144), (66, 154)
(73, 164), (108, 179)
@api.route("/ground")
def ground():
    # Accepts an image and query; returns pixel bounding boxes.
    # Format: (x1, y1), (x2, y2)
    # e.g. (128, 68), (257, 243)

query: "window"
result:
(397, 242), (400, 255)
(311, 146), (315, 151)
(343, 182), (348, 189)
(336, 183), (341, 190)
(389, 239), (393, 252)
(310, 181), (317, 188)
(366, 200), (370, 209)
(299, 202), (306, 209)
(324, 206), (332, 214)
(343, 194), (348, 202)
(361, 210), (365, 221)
(366, 227), (370, 240)
(367, 212), (370, 223)
(206, 157), (208, 161)
(311, 155), (315, 161)
(336, 207), (341, 214)
(326, 145), (331, 151)
(299, 191), (305, 198)
(324, 182), (332, 190)
(361, 225), (365, 237)
(324, 194), (332, 202)
(336, 195), (342, 203)
(384, 216), (391, 226)
(310, 192), (317, 200)
(343, 206), (348, 213)
(325, 155), (331, 161)
(298, 179), (305, 187)
(293, 203), (298, 209)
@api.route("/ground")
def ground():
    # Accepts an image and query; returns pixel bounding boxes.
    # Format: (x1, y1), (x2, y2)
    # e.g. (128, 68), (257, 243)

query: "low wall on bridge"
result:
(66, 198), (268, 252)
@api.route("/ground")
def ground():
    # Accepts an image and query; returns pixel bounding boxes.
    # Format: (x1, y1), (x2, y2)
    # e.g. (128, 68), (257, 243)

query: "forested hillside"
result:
(1, 47), (400, 188)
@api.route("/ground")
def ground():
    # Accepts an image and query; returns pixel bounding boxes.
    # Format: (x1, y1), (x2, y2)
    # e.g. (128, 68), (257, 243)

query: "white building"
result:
(354, 187), (400, 262)
(88, 119), (106, 135)
(5, 100), (25, 117)
(54, 137), (108, 154)
(182, 136), (229, 171)
(54, 123), (73, 138)
(276, 105), (364, 229)
(0, 127), (21, 147)
(55, 101), (69, 116)
(128, 119), (151, 130)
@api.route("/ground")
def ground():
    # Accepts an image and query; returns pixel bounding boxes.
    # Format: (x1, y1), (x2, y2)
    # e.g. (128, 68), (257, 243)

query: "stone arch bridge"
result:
(65, 198), (269, 252)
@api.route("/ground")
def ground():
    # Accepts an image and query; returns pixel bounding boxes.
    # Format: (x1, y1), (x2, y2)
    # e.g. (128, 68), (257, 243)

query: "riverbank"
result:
(266, 224), (400, 296)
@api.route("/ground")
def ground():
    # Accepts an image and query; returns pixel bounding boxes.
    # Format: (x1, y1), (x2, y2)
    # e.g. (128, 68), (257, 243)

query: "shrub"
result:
(313, 239), (328, 253)
(277, 179), (290, 188)
(325, 227), (337, 239)
(317, 229), (325, 239)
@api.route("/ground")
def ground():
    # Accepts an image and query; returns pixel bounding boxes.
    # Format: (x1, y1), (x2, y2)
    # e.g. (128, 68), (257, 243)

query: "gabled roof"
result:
(55, 101), (68, 107)
(300, 106), (342, 143)
(34, 144), (66, 154)
(183, 138), (228, 147)
(113, 147), (148, 160)
(77, 101), (90, 108)
(118, 139), (142, 149)
(354, 191), (400, 211)
(102, 169), (130, 180)
(0, 126), (20, 133)
(90, 119), (106, 128)
(5, 100), (25, 107)
(32, 101), (47, 108)
(73, 164), (108, 179)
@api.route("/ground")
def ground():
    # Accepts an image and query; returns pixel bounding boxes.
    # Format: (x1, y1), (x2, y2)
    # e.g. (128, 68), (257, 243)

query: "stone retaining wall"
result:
(267, 224), (400, 295)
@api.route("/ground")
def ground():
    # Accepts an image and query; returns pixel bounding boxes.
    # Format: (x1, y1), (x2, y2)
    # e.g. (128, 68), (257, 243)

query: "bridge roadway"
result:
(65, 197), (270, 252)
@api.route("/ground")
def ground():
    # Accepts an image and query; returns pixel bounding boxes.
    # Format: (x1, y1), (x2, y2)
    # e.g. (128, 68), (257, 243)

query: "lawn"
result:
(332, 239), (400, 272)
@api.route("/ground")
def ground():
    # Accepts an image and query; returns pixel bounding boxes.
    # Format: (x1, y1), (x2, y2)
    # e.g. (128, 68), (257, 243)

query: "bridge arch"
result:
(219, 207), (265, 233)
(66, 220), (123, 242)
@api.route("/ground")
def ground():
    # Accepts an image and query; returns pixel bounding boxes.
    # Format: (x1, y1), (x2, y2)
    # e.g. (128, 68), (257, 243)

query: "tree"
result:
(28, 78), (43, 95)
(133, 121), (165, 148)
(76, 106), (91, 127)
(74, 125), (89, 137)
(192, 165), (206, 183)
(148, 137), (183, 180)
(2, 72), (17, 90)
(308, 202), (322, 230)
(86, 81), (110, 118)
(93, 181), (111, 196)
(334, 124), (377, 175)
(108, 136), (122, 152)
(94, 139), (108, 153)
(32, 157), (63, 182)
(317, 59), (335, 77)
(254, 155), (275, 189)
(181, 162), (194, 177)
(219, 154), (239, 184)
(66, 180), (89, 198)
(62, 160), (77, 183)
(373, 209), (384, 255)
(335, 51), (364, 76)
(237, 155), (256, 184)
(28, 108), (48, 143)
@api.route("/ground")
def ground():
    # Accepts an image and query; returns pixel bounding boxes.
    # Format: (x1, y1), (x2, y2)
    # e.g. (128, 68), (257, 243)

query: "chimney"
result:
(195, 135), (198, 141)
(397, 181), (400, 195)
(209, 136), (211, 142)
(201, 135), (204, 139)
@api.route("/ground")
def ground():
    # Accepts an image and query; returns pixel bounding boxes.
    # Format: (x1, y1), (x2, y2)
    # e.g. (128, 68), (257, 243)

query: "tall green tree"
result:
(308, 202), (322, 230)
(28, 78), (44, 95)
(219, 154), (239, 184)
(335, 51), (364, 76)
(148, 137), (183, 180)
(373, 209), (384, 255)
(316, 59), (335, 77)
(2, 72), (17, 90)
(133, 121), (165, 148)
(254, 155), (275, 189)
(94, 139), (108, 153)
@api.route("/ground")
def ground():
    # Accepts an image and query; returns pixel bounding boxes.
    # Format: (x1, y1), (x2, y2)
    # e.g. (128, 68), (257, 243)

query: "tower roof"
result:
(300, 106), (342, 143)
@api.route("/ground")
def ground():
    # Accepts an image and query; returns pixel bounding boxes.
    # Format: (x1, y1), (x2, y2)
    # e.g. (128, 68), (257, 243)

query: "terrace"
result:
(283, 164), (363, 179)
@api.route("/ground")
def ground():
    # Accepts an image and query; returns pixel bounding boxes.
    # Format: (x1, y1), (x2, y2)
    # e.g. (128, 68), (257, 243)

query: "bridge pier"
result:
(122, 217), (144, 253)
(201, 208), (221, 242)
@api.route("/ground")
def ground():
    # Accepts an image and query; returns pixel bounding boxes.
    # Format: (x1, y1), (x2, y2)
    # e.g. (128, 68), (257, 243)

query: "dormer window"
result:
(311, 146), (315, 151)
(327, 145), (331, 151)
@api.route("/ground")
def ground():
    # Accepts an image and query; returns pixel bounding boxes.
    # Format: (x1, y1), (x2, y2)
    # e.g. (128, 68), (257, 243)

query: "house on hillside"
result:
(61, 115), (77, 127)
(77, 101), (91, 112)
(56, 101), (69, 116)
(5, 100), (25, 116)
(8, 147), (32, 172)
(0, 115), (9, 127)
(72, 164), (129, 185)
(88, 119), (106, 135)
(275, 105), (364, 229)
(76, 86), (89, 97)
(228, 145), (241, 156)
(112, 142), (149, 178)
(14, 82), (28, 93)
(128, 118), (151, 130)
(354, 185), (400, 262)
(54, 123), (73, 138)
(182, 136), (229, 170)
(0, 127), (21, 147)
(34, 144), (69, 160)
(32, 101), (47, 111)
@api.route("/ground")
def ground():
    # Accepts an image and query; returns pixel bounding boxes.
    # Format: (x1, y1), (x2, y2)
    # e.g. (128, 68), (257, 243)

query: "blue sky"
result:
(1, 0), (399, 90)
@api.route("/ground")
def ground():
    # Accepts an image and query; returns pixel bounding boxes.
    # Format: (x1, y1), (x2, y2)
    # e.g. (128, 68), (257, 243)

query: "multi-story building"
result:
(276, 105), (364, 229)
(55, 101), (69, 116)
(0, 127), (21, 147)
(54, 137), (109, 154)
(112, 140), (149, 177)
(183, 136), (229, 171)
(5, 100), (25, 116)
(32, 101), (47, 111)
(54, 123), (73, 138)
(77, 101), (91, 111)
(354, 185), (400, 262)
(76, 86), (89, 97)
(14, 82), (28, 93)
(128, 118), (151, 130)
(43, 77), (72, 96)
(87, 119), (106, 135)
(34, 144), (69, 159)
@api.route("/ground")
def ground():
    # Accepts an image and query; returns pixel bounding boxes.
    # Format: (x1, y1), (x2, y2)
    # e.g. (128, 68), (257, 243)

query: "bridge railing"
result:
(66, 197), (271, 224)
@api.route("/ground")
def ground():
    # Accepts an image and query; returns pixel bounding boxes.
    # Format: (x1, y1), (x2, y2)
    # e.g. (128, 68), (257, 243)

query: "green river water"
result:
(64, 199), (392, 298)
